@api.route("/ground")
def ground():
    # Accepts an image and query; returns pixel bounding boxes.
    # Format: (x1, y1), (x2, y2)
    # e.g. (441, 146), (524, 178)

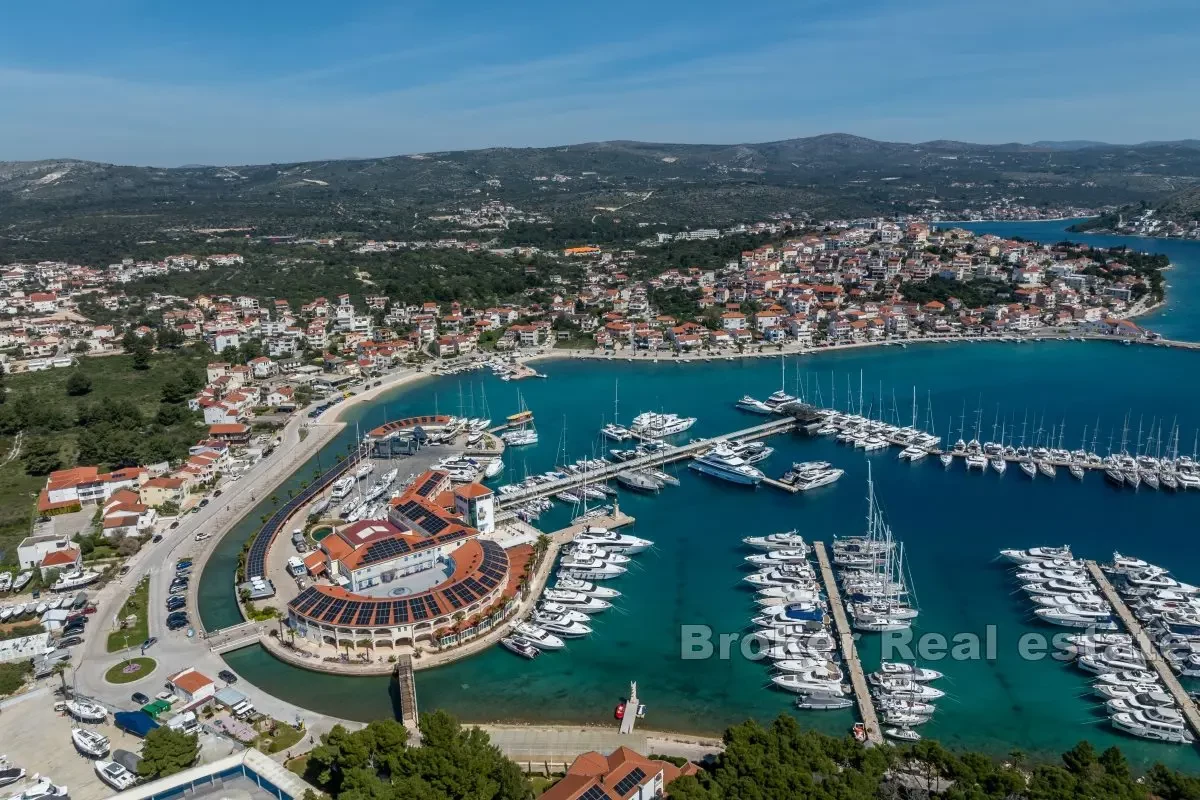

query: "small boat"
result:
(65, 699), (107, 724)
(0, 765), (26, 790)
(795, 692), (853, 710)
(71, 728), (110, 758)
(11, 571), (33, 592)
(885, 727), (922, 742)
(6, 777), (69, 800)
(499, 636), (540, 660)
(94, 760), (138, 791)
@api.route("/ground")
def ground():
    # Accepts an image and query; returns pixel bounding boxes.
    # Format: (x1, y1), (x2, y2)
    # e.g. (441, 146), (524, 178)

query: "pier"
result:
(1085, 561), (1200, 739)
(813, 541), (882, 746)
(496, 416), (800, 508)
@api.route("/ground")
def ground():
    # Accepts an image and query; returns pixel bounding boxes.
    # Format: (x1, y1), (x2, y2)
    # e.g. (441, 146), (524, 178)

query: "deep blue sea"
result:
(200, 221), (1200, 769)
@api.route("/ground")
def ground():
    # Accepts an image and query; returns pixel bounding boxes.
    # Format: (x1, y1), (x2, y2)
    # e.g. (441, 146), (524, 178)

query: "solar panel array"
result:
(361, 537), (413, 566)
(287, 540), (509, 628)
(579, 786), (611, 800)
(394, 499), (453, 536)
(415, 472), (443, 498)
(612, 768), (646, 798)
(244, 446), (370, 579)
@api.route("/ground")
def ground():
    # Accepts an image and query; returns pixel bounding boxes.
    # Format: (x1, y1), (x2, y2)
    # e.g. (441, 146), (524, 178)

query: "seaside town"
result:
(0, 215), (1166, 379)
(0, 211), (1194, 800)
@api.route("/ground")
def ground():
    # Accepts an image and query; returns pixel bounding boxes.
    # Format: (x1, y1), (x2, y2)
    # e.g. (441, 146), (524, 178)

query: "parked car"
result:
(131, 692), (150, 705)
(152, 534), (163, 543)
(118, 565), (131, 577)
(169, 520), (180, 529)
(176, 559), (192, 569)
(142, 637), (158, 650)
(166, 617), (190, 631)
(218, 670), (238, 684)
(57, 636), (83, 648)
(83, 604), (98, 614)
(213, 489), (223, 497)
(199, 499), (209, 508)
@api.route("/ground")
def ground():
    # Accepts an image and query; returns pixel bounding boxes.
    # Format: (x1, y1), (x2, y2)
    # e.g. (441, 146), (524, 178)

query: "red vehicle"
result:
(83, 604), (99, 615)
(614, 701), (626, 721)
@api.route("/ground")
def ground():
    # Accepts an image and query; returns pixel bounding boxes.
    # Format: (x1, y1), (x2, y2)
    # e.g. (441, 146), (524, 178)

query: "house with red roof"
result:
(540, 746), (698, 800)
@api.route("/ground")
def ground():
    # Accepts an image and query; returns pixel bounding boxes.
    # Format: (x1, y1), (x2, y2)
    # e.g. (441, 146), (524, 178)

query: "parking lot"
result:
(0, 687), (241, 799)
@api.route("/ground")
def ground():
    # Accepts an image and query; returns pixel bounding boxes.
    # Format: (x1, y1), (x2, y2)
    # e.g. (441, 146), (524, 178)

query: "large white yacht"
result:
(1111, 707), (1195, 744)
(572, 527), (653, 554)
(630, 411), (696, 438)
(557, 554), (627, 580)
(999, 545), (1073, 564)
(688, 444), (764, 485)
(513, 622), (565, 650)
(553, 577), (621, 599)
(330, 475), (356, 501)
(742, 531), (807, 551)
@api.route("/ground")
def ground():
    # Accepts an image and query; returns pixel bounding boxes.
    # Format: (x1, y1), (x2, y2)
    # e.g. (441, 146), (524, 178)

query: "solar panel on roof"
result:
(579, 786), (611, 800)
(612, 768), (646, 798)
(356, 605), (375, 626)
(338, 602), (360, 625)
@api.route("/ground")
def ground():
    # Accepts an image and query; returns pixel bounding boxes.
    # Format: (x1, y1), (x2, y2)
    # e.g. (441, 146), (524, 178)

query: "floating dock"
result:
(1085, 561), (1200, 739)
(813, 541), (882, 746)
(497, 416), (800, 508)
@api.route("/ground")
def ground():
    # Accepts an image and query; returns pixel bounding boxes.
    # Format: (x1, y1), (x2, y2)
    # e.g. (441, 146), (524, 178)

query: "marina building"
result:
(286, 469), (515, 650)
(540, 747), (699, 800)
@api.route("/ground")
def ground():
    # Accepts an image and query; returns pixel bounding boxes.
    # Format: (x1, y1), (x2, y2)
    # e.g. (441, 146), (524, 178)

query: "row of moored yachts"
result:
(1002, 545), (1199, 744)
(741, 529), (942, 743)
(498, 527), (654, 658)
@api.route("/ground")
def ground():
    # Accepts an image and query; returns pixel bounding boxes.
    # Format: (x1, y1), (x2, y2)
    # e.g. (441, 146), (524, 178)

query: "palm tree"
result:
(52, 661), (70, 694)
(534, 534), (551, 565)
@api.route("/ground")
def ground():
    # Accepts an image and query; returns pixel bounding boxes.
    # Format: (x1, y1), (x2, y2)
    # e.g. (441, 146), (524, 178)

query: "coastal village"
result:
(0, 215), (1164, 381)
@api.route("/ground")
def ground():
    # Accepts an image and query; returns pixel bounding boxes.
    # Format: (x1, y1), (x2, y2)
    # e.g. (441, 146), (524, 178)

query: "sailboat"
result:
(502, 391), (538, 446)
(601, 379), (635, 439)
(846, 464), (917, 633)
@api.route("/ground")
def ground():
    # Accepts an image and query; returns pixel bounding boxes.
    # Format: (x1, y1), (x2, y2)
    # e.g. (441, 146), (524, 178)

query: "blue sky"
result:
(1, 0), (1197, 165)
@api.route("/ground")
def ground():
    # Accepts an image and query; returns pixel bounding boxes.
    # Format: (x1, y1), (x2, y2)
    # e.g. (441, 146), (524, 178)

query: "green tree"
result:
(132, 345), (152, 370)
(23, 435), (62, 476)
(65, 371), (93, 396)
(138, 727), (199, 779)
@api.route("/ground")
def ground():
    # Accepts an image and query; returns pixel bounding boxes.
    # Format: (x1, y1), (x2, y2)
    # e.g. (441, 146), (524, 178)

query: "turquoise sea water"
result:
(200, 222), (1200, 769)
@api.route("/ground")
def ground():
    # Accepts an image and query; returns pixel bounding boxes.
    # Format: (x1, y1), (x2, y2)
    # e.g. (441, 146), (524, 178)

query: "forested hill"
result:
(4, 135), (1200, 260)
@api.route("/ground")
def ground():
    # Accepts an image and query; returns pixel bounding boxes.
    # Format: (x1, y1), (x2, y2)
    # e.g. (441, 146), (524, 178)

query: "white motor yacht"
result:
(1111, 708), (1194, 744)
(572, 527), (652, 554)
(885, 727), (922, 742)
(1000, 545), (1072, 564)
(557, 554), (626, 580)
(771, 657), (836, 674)
(878, 662), (943, 682)
(630, 412), (696, 438)
(755, 588), (822, 606)
(565, 543), (630, 564)
(94, 762), (137, 791)
(500, 636), (541, 660)
(744, 549), (811, 566)
(535, 602), (591, 625)
(1034, 606), (1117, 629)
(735, 396), (774, 414)
(70, 728), (110, 759)
(870, 676), (946, 700)
(1105, 691), (1175, 715)
(552, 577), (621, 599)
(1094, 682), (1162, 700)
(540, 589), (611, 613)
(689, 444), (764, 485)
(792, 468), (844, 491)
(770, 672), (848, 695)
(876, 697), (938, 717)
(52, 570), (101, 593)
(530, 610), (592, 637)
(743, 531), (807, 551)
(1078, 649), (1147, 674)
(1094, 670), (1161, 687)
(513, 622), (565, 650)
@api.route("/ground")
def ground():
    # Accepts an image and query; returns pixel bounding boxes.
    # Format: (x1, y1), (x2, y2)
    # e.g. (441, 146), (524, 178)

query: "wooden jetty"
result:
(813, 541), (882, 746)
(1086, 561), (1200, 739)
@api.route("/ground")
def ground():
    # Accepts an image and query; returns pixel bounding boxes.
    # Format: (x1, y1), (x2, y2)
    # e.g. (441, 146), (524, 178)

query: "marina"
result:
(201, 332), (1200, 769)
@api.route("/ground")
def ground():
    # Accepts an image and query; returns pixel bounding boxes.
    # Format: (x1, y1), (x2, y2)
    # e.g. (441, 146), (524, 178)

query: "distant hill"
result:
(4, 133), (1200, 261)
(1030, 140), (1113, 150)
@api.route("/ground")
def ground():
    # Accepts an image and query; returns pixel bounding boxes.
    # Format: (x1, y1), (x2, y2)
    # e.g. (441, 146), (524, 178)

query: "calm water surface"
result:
(200, 222), (1200, 769)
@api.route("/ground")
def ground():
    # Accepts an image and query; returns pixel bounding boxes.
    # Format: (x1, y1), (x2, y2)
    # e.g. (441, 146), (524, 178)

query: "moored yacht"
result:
(630, 411), (696, 438)
(688, 444), (764, 485)
(735, 396), (773, 414)
(541, 589), (611, 613)
(512, 622), (565, 650)
(999, 546), (1072, 564)
(572, 527), (652, 554)
(743, 531), (807, 551)
(1111, 707), (1194, 744)
(553, 577), (621, 599)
